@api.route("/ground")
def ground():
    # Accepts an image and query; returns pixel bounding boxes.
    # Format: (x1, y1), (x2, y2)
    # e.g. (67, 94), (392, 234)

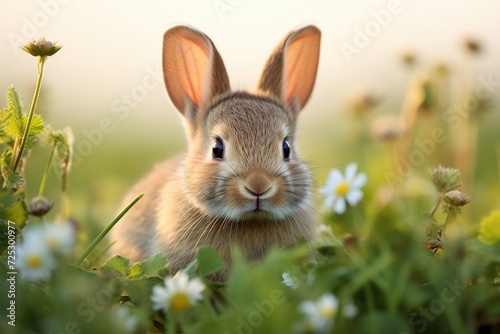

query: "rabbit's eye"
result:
(283, 138), (291, 160)
(212, 137), (224, 160)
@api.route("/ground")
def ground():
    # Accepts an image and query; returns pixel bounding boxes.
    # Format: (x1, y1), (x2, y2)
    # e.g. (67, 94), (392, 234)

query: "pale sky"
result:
(1, 0), (499, 136)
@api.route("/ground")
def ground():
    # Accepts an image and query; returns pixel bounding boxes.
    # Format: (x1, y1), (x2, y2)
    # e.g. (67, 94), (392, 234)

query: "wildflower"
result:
(28, 196), (53, 216)
(112, 307), (139, 333)
(299, 293), (338, 333)
(478, 210), (500, 245)
(17, 233), (56, 281)
(442, 190), (471, 207)
(23, 221), (76, 255)
(298, 293), (357, 333)
(151, 271), (205, 312)
(21, 37), (62, 57)
(429, 165), (462, 193)
(43, 221), (76, 255)
(282, 272), (298, 289)
(319, 163), (366, 214)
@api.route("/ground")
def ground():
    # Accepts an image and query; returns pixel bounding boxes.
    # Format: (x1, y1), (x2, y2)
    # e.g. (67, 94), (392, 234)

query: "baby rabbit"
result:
(111, 24), (321, 280)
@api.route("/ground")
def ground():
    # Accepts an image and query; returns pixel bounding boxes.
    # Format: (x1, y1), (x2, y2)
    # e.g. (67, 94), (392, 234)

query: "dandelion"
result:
(17, 233), (56, 281)
(151, 271), (205, 313)
(478, 210), (500, 245)
(319, 163), (367, 214)
(297, 293), (357, 333)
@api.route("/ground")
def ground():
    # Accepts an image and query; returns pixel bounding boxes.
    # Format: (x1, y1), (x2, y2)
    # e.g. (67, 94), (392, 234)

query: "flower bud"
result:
(429, 165), (462, 193)
(442, 190), (471, 207)
(28, 196), (53, 216)
(21, 38), (62, 57)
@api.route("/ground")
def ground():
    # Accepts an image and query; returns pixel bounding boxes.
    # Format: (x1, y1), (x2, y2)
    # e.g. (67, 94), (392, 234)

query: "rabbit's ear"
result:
(258, 25), (320, 114)
(162, 26), (230, 118)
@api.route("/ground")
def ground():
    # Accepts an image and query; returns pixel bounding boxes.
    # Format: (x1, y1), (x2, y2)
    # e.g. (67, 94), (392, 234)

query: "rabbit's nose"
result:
(244, 186), (271, 198)
(242, 172), (276, 199)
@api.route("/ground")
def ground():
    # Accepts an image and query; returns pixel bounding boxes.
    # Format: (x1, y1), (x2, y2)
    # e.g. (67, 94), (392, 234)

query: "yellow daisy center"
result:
(319, 306), (336, 319)
(335, 182), (349, 196)
(27, 255), (42, 268)
(170, 292), (191, 312)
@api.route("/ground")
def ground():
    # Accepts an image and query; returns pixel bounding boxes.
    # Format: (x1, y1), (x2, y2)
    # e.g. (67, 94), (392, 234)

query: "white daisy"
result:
(151, 271), (205, 312)
(298, 293), (357, 333)
(17, 234), (56, 281)
(299, 293), (338, 333)
(43, 221), (76, 255)
(22, 221), (76, 255)
(112, 306), (139, 333)
(319, 163), (367, 214)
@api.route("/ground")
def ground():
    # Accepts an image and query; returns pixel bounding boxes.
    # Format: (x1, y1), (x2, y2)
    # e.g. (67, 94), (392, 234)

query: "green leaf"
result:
(125, 276), (163, 308)
(7, 86), (23, 120)
(0, 189), (28, 229)
(27, 114), (45, 136)
(0, 108), (12, 143)
(197, 245), (225, 277)
(128, 252), (168, 279)
(4, 171), (24, 190)
(100, 255), (130, 278)
(4, 113), (44, 149)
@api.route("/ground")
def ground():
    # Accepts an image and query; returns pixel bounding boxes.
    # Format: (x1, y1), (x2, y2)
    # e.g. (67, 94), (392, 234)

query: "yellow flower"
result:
(478, 210), (500, 245)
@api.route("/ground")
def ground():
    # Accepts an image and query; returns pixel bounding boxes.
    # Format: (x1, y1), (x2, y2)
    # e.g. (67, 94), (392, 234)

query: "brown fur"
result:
(111, 25), (321, 281)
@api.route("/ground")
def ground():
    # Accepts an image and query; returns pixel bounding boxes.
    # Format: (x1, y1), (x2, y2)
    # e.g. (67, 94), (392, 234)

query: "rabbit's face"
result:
(184, 93), (311, 221)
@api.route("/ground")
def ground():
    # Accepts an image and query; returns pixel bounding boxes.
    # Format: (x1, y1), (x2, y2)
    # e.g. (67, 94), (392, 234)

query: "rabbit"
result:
(110, 24), (321, 281)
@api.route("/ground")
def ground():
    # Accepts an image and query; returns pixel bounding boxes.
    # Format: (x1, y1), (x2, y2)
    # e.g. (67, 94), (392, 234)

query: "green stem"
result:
(11, 56), (47, 172)
(430, 196), (442, 217)
(38, 141), (57, 197)
(442, 210), (456, 232)
(74, 193), (143, 266)
(167, 317), (175, 334)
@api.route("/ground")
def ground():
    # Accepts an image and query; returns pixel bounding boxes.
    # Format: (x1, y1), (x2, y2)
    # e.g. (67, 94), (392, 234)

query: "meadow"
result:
(1, 29), (500, 334)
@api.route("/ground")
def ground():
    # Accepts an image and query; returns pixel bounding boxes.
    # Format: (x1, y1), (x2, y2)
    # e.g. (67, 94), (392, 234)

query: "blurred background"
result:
(1, 0), (499, 236)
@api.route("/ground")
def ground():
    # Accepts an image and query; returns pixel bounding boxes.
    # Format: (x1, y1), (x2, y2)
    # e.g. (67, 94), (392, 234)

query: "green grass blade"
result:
(74, 193), (143, 266)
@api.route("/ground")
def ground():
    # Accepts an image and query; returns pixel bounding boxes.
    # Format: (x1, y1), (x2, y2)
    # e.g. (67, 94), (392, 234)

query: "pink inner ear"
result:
(175, 36), (212, 107)
(283, 30), (321, 110)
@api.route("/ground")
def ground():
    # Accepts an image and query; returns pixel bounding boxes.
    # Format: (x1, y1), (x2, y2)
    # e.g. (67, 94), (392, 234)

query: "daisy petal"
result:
(352, 173), (367, 188)
(334, 198), (346, 214)
(344, 163), (358, 183)
(322, 195), (336, 210)
(346, 189), (363, 205)
(327, 169), (343, 187)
